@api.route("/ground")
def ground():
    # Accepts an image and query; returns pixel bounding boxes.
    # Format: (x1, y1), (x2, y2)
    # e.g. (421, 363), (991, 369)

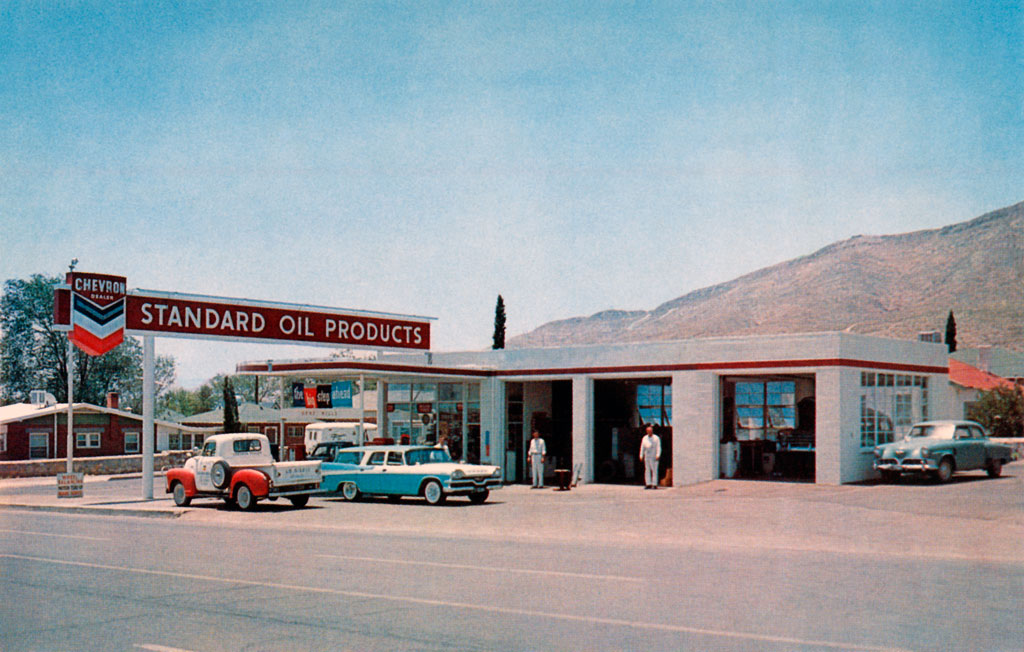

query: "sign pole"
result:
(66, 338), (74, 473)
(142, 335), (155, 499)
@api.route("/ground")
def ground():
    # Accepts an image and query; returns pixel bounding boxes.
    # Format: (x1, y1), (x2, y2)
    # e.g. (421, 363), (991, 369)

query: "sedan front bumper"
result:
(874, 458), (939, 474)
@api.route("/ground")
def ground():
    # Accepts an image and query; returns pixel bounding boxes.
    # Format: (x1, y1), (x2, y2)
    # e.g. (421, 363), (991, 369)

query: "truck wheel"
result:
(171, 482), (191, 506)
(986, 459), (1003, 478)
(341, 482), (360, 501)
(211, 461), (231, 489)
(223, 496), (237, 509)
(236, 484), (257, 511)
(468, 490), (489, 504)
(288, 495), (309, 508)
(423, 480), (446, 505)
(935, 457), (954, 483)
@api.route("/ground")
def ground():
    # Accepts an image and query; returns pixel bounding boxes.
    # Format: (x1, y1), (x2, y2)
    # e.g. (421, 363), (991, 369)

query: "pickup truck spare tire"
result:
(211, 461), (231, 489)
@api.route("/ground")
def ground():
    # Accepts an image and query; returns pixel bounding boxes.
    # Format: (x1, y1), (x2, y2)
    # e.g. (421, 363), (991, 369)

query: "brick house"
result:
(0, 393), (213, 461)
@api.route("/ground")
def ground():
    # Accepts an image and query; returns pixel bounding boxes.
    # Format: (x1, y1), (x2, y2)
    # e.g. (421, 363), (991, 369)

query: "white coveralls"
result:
(528, 437), (547, 487)
(639, 433), (661, 487)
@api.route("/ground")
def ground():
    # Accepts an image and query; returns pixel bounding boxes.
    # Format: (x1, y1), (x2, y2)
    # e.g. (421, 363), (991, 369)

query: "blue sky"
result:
(2, 2), (1021, 387)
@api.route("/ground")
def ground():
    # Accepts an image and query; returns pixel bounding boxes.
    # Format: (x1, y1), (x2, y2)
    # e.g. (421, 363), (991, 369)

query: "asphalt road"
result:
(1, 468), (1022, 651)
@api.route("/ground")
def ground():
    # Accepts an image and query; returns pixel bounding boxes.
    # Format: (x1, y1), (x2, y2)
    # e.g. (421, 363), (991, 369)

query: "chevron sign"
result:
(67, 272), (127, 356)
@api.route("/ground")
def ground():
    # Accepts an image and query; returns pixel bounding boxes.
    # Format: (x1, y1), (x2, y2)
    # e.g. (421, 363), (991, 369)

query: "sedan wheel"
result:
(172, 482), (191, 506)
(936, 458), (954, 483)
(288, 495), (309, 508)
(341, 482), (360, 501)
(986, 459), (1003, 478)
(879, 471), (899, 484)
(468, 490), (489, 504)
(236, 484), (257, 511)
(423, 480), (446, 505)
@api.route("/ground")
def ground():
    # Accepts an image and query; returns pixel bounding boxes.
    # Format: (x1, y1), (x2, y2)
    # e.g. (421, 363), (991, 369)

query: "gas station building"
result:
(239, 331), (953, 486)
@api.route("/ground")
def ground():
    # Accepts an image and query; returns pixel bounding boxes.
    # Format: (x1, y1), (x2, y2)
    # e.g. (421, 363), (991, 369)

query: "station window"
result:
(638, 384), (672, 427)
(860, 373), (928, 447)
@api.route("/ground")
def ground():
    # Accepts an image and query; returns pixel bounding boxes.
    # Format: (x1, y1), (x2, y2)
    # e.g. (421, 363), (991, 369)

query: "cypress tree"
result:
(945, 311), (957, 353)
(222, 376), (241, 433)
(492, 295), (506, 350)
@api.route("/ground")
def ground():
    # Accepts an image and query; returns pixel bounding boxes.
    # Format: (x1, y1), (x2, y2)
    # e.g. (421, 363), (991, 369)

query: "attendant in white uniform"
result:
(639, 425), (661, 489)
(527, 430), (547, 488)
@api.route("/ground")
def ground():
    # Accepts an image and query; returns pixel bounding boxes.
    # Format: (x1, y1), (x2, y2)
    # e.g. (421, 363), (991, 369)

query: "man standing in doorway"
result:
(639, 424), (661, 489)
(528, 430), (547, 489)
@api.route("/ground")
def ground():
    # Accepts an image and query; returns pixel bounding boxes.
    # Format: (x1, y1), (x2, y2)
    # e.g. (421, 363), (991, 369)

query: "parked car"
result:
(321, 445), (502, 505)
(873, 420), (1013, 483)
(166, 433), (322, 510)
(307, 440), (357, 462)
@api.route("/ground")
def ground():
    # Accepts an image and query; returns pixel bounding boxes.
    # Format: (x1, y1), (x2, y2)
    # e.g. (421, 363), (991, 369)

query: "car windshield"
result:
(907, 424), (955, 440)
(405, 448), (453, 465)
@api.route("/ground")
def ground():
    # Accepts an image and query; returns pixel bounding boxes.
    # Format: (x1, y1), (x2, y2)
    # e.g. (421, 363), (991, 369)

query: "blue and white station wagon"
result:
(321, 445), (503, 505)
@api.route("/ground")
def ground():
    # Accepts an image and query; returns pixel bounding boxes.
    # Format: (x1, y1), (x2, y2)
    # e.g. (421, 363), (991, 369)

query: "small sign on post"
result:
(56, 472), (84, 499)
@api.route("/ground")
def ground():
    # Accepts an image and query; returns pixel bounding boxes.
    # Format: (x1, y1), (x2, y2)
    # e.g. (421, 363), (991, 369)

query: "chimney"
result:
(106, 392), (120, 409)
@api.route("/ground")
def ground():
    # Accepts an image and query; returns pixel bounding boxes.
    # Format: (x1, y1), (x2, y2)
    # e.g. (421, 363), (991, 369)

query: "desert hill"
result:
(510, 201), (1024, 351)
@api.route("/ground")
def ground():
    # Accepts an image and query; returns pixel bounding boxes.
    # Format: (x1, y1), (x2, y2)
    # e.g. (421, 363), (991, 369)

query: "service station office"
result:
(240, 331), (952, 486)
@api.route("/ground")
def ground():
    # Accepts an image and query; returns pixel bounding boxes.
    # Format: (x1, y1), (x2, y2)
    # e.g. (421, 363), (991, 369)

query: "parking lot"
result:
(2, 464), (1022, 651)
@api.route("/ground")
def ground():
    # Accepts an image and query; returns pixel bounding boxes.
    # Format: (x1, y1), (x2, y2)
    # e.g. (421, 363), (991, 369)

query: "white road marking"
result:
(0, 528), (110, 541)
(316, 553), (643, 582)
(134, 645), (197, 652)
(1, 553), (910, 652)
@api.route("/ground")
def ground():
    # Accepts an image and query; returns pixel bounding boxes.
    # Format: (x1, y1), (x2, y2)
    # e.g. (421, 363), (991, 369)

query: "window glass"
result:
(124, 432), (140, 454)
(28, 433), (48, 458)
(232, 439), (262, 453)
(387, 451), (404, 466)
(367, 451), (385, 466)
(334, 451), (363, 465)
(388, 383), (411, 402)
(406, 447), (452, 465)
(203, 441), (217, 456)
(169, 433), (181, 450)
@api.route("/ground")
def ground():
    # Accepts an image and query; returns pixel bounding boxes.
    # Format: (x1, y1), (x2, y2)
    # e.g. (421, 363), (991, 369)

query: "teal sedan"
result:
(321, 445), (503, 505)
(874, 420), (1012, 483)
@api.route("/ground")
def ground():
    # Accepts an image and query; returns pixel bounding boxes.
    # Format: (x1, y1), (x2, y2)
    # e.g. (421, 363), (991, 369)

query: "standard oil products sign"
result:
(127, 293), (430, 349)
(55, 285), (433, 351)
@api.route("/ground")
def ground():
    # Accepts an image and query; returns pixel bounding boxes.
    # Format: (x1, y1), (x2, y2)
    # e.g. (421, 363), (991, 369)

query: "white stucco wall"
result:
(671, 371), (719, 485)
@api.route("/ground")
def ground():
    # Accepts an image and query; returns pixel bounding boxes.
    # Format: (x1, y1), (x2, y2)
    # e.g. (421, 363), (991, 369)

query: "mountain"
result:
(510, 201), (1024, 352)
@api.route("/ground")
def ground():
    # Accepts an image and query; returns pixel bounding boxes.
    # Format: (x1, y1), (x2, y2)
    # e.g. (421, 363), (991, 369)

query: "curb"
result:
(0, 503), (186, 519)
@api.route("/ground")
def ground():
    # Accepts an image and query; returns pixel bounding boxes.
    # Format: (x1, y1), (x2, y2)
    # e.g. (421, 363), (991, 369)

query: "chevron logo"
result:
(69, 273), (127, 356)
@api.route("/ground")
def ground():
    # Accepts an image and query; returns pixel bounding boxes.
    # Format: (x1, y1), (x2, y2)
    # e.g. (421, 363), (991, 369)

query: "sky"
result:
(1, 1), (1022, 388)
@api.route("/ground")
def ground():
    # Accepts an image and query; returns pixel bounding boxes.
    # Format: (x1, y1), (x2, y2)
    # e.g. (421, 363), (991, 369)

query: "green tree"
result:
(0, 273), (175, 410)
(945, 311), (957, 353)
(222, 376), (241, 433)
(967, 385), (1024, 438)
(492, 294), (506, 350)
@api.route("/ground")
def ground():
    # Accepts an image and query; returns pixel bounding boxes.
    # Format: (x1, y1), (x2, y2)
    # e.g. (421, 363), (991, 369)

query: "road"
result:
(1, 469), (1022, 651)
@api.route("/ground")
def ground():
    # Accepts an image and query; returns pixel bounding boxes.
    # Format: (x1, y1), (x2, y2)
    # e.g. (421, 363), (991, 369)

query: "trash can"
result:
(720, 441), (739, 478)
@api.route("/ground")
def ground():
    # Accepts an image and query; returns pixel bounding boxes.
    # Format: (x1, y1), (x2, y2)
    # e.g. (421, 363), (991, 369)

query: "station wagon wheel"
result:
(171, 482), (191, 506)
(210, 461), (231, 489)
(468, 490), (489, 504)
(986, 459), (1002, 478)
(423, 479), (446, 505)
(341, 482), (360, 501)
(236, 484), (257, 511)
(936, 458), (954, 483)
